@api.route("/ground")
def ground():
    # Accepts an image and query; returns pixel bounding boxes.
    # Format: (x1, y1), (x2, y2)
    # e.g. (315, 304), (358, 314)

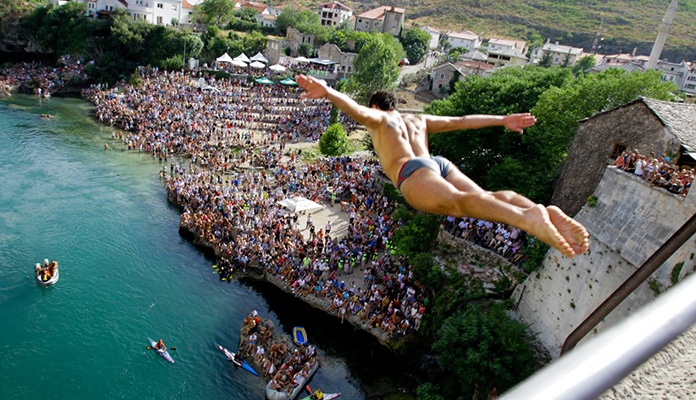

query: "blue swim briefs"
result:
(396, 156), (452, 191)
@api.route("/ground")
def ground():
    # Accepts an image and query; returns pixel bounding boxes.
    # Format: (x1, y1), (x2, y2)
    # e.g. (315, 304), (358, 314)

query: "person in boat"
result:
(35, 263), (41, 277)
(48, 260), (57, 276)
(154, 339), (166, 351)
(230, 351), (243, 365)
(309, 390), (324, 400)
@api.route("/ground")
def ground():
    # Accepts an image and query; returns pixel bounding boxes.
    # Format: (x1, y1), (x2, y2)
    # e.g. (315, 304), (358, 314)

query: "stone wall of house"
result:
(437, 230), (512, 268)
(513, 166), (696, 358)
(552, 100), (681, 215)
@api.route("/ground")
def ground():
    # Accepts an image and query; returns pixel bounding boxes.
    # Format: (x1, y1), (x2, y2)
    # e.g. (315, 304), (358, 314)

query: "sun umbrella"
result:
(279, 78), (298, 86)
(269, 64), (286, 72)
(254, 77), (274, 85)
(249, 61), (266, 69)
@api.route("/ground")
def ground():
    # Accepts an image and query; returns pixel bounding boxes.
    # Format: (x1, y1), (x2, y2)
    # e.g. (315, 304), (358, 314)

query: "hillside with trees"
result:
(302, 0), (696, 61)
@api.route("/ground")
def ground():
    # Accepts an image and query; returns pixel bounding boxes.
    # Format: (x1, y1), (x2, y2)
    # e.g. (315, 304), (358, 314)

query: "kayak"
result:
(292, 326), (307, 346)
(215, 343), (259, 376)
(148, 337), (175, 363)
(299, 393), (341, 400)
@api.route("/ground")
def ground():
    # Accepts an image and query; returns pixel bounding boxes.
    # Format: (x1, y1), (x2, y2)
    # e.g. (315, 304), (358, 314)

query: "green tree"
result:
(275, 9), (320, 36)
(433, 303), (536, 399)
(319, 123), (350, 156)
(426, 66), (573, 202)
(390, 206), (442, 258)
(572, 55), (596, 75)
(342, 34), (400, 104)
(25, 2), (92, 55)
(200, 0), (235, 26)
(298, 42), (315, 58)
(400, 27), (430, 64)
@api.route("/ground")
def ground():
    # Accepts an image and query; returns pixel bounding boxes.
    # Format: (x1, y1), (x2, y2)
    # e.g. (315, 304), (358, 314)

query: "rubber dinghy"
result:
(265, 361), (319, 400)
(35, 262), (59, 286)
(215, 343), (259, 376)
(148, 338), (175, 363)
(292, 326), (307, 346)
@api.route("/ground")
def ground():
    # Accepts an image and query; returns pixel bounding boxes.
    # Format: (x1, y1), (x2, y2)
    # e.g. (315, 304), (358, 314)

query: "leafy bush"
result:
(318, 123), (350, 156)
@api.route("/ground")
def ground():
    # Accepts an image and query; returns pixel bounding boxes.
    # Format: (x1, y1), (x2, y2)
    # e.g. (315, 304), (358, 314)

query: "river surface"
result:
(0, 95), (386, 400)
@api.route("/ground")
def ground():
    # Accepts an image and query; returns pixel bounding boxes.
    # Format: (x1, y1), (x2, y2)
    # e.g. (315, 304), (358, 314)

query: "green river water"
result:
(0, 95), (376, 400)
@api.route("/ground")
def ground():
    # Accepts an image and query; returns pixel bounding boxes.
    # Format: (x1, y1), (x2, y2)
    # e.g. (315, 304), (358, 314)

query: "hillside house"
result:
(428, 61), (493, 98)
(552, 97), (696, 214)
(317, 1), (352, 27)
(73, 0), (201, 24)
(420, 26), (440, 50)
(445, 30), (482, 52)
(485, 38), (528, 67)
(354, 5), (405, 37)
(535, 40), (583, 67)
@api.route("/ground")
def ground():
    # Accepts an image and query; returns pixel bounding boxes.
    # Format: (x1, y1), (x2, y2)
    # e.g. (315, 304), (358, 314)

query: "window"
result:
(171, 4), (177, 10)
(610, 143), (627, 160)
(157, 3), (163, 9)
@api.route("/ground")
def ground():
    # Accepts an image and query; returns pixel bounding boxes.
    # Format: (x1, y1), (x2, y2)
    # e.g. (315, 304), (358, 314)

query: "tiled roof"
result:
(357, 5), (405, 19)
(642, 98), (696, 152)
(448, 30), (479, 40)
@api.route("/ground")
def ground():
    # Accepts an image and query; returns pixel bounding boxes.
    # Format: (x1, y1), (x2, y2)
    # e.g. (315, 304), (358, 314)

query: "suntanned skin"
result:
(295, 74), (589, 258)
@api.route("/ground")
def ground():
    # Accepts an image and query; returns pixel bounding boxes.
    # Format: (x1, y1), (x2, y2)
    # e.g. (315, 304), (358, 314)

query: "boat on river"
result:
(265, 360), (319, 400)
(35, 260), (59, 286)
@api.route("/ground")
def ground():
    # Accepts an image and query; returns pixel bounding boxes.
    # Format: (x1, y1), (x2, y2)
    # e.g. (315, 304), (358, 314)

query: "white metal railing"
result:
(501, 271), (696, 400)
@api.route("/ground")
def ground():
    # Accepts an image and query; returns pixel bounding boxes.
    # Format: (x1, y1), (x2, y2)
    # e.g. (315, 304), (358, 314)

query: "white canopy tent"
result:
(216, 53), (234, 64)
(234, 53), (251, 63)
(294, 56), (310, 63)
(250, 52), (269, 64)
(277, 197), (324, 213)
(249, 61), (266, 69)
(269, 64), (286, 72)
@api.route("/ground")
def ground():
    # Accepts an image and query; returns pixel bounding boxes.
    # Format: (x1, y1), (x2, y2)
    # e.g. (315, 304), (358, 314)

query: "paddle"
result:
(146, 346), (176, 351)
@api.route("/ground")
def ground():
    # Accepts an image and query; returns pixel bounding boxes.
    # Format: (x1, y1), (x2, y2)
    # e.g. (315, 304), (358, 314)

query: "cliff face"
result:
(514, 167), (696, 358)
(0, 19), (50, 55)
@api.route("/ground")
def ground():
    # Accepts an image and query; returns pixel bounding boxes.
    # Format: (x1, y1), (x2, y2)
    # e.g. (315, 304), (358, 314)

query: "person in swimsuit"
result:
(295, 74), (589, 258)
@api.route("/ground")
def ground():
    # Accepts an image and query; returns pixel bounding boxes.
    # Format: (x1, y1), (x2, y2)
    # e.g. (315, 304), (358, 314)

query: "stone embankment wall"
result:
(513, 167), (696, 358)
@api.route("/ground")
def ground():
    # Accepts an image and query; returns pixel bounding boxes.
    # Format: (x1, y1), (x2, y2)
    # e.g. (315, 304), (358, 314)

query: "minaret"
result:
(646, 0), (678, 69)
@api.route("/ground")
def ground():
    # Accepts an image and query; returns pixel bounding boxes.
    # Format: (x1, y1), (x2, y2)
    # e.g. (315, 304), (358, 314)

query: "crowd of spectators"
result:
(443, 217), (527, 268)
(83, 68), (429, 340)
(614, 149), (693, 197)
(239, 310), (320, 396)
(0, 55), (89, 96)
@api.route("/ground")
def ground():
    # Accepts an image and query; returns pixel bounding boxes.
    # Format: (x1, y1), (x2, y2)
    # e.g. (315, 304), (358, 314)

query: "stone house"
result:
(552, 97), (696, 215)
(354, 5), (405, 37)
(317, 43), (356, 78)
(428, 61), (493, 98)
(285, 27), (315, 57)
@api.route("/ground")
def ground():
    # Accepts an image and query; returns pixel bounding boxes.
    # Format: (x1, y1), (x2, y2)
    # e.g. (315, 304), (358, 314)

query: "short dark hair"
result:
(368, 90), (396, 111)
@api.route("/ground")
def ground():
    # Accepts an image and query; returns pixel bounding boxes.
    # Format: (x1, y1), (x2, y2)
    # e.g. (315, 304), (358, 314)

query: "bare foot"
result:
(522, 205), (577, 258)
(547, 205), (590, 256)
